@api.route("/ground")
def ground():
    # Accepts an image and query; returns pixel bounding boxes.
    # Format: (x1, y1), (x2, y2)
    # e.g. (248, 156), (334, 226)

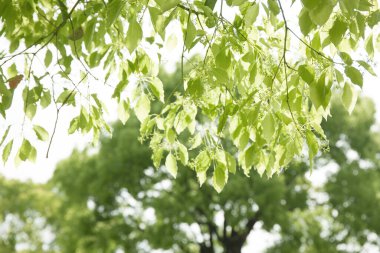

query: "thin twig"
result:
(278, 0), (302, 134)
(287, 28), (343, 65)
(68, 17), (98, 80)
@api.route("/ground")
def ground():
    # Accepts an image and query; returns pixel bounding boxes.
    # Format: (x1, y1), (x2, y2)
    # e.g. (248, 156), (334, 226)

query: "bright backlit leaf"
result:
(126, 19), (142, 53)
(342, 82), (358, 114)
(213, 165), (227, 193)
(345, 66), (363, 87)
(2, 140), (13, 164)
(165, 152), (177, 178)
(33, 125), (49, 142)
(135, 93), (150, 122)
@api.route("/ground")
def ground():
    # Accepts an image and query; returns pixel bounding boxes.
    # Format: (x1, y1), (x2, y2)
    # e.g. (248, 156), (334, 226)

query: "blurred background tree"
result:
(1, 71), (380, 253)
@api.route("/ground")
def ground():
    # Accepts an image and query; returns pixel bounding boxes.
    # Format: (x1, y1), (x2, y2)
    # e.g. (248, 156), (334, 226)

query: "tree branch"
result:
(287, 28), (343, 65)
(243, 210), (261, 237)
(277, 0), (302, 135)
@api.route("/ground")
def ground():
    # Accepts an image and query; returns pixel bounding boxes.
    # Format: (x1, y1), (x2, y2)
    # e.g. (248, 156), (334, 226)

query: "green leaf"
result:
(33, 125), (49, 141)
(306, 130), (318, 166)
(57, 90), (76, 106)
(244, 144), (257, 173)
(165, 152), (177, 178)
(149, 7), (168, 38)
(172, 111), (185, 134)
(298, 64), (315, 84)
(309, 74), (331, 109)
(212, 68), (229, 83)
(186, 78), (204, 99)
(245, 4), (259, 27)
(268, 0), (280, 15)
(238, 129), (250, 150)
(357, 60), (376, 76)
(329, 18), (347, 46)
(178, 142), (188, 165)
(68, 117), (79, 134)
(194, 150), (211, 173)
(117, 100), (130, 124)
(166, 128), (176, 144)
(135, 93), (150, 122)
(338, 52), (353, 65)
(44, 49), (53, 67)
(338, 0), (358, 16)
(25, 103), (37, 120)
(342, 82), (358, 114)
(345, 66), (363, 87)
(309, 2), (333, 26)
(225, 152), (236, 174)
(2, 140), (13, 164)
(197, 171), (207, 186)
(29, 145), (37, 162)
(19, 139), (32, 161)
(148, 77), (164, 102)
(8, 63), (17, 77)
(217, 110), (228, 134)
(367, 9), (380, 28)
(0, 126), (10, 147)
(85, 19), (96, 51)
(301, 0), (321, 10)
(189, 133), (202, 150)
(184, 18), (197, 50)
(215, 50), (231, 69)
(40, 90), (51, 108)
(213, 164), (227, 193)
(154, 0), (180, 12)
(262, 113), (275, 142)
(107, 0), (123, 26)
(152, 146), (164, 169)
(299, 9), (315, 36)
(365, 34), (374, 58)
(126, 19), (142, 53)
(205, 0), (217, 10)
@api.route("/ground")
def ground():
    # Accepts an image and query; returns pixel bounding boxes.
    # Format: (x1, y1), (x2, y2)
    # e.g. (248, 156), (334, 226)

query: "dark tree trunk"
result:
(200, 242), (215, 253)
(224, 237), (244, 253)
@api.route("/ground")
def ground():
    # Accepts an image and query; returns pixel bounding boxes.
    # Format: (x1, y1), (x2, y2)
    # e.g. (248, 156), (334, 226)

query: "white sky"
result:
(0, 1), (380, 252)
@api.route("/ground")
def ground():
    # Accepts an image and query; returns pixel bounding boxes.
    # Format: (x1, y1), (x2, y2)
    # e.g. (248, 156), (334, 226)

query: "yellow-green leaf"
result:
(342, 82), (358, 114)
(213, 164), (227, 193)
(2, 140), (13, 164)
(165, 152), (177, 178)
(126, 19), (142, 53)
(345, 66), (363, 87)
(107, 0), (123, 26)
(33, 125), (49, 141)
(118, 100), (130, 124)
(135, 93), (150, 122)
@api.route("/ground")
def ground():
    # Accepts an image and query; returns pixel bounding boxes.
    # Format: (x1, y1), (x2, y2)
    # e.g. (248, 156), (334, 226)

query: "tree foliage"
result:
(1, 95), (380, 253)
(0, 0), (380, 190)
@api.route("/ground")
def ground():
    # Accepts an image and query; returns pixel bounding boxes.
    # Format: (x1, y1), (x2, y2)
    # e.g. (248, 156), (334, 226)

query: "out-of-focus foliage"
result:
(0, 0), (379, 189)
(0, 177), (56, 253)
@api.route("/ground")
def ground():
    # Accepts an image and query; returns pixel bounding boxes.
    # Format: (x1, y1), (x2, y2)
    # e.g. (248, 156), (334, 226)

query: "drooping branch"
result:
(287, 28), (343, 65)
